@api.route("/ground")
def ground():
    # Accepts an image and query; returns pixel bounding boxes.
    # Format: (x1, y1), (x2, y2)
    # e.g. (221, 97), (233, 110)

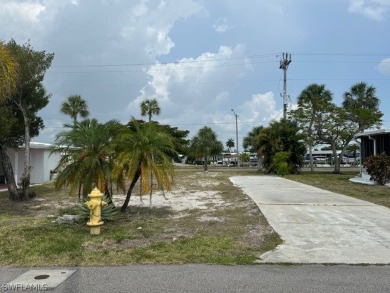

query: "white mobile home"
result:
(351, 129), (390, 185)
(0, 142), (61, 185)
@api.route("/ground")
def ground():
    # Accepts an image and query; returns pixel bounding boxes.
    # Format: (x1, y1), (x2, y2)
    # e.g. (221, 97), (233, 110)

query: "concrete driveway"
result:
(230, 176), (390, 264)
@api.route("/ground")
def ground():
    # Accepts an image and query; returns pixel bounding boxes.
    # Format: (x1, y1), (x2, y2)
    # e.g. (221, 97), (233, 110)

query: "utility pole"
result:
(231, 109), (239, 168)
(279, 52), (292, 119)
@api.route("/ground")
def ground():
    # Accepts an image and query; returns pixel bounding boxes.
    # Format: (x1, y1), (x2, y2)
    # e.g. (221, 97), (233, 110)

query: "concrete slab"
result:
(230, 175), (390, 264)
(4, 269), (76, 290)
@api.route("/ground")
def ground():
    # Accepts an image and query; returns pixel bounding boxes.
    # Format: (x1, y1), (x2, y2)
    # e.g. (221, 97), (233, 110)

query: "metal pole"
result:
(283, 67), (287, 119)
(279, 52), (292, 119)
(231, 109), (239, 167)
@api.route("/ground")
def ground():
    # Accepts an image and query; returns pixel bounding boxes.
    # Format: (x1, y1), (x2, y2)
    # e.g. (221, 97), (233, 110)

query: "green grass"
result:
(0, 169), (280, 266)
(285, 171), (390, 208)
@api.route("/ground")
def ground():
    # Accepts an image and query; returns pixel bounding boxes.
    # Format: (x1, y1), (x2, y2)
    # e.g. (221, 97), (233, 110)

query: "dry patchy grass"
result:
(0, 170), (280, 266)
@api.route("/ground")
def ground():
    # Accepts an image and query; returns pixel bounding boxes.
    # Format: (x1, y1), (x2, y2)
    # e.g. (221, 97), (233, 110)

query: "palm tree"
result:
(140, 98), (161, 202)
(292, 84), (333, 171)
(53, 119), (118, 200)
(254, 119), (305, 174)
(226, 138), (234, 153)
(243, 126), (264, 168)
(190, 126), (223, 171)
(112, 118), (176, 212)
(243, 126), (263, 152)
(254, 127), (276, 171)
(60, 95), (89, 124)
(140, 98), (160, 122)
(0, 41), (18, 101)
(343, 82), (382, 130)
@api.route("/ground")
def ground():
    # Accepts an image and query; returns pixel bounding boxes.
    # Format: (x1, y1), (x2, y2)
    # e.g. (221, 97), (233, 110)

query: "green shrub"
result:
(363, 153), (390, 185)
(276, 162), (289, 176)
(273, 152), (290, 176)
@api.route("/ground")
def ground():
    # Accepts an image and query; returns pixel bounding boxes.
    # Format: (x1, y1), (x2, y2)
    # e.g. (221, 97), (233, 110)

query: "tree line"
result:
(243, 82), (383, 174)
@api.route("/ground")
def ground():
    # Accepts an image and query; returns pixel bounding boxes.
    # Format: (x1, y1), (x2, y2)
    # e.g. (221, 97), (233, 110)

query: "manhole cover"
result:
(34, 274), (50, 280)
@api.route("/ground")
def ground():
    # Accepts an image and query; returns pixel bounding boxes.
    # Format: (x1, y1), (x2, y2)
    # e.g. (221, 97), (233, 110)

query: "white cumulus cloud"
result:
(239, 92), (281, 124)
(377, 58), (390, 74)
(348, 0), (390, 21)
(212, 17), (234, 33)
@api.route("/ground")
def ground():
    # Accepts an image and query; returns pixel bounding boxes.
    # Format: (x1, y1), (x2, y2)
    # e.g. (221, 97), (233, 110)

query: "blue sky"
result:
(1, 0), (389, 149)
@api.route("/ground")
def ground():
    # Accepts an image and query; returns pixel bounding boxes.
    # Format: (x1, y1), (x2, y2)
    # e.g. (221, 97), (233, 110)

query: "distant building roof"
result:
(355, 129), (390, 138)
(19, 142), (54, 150)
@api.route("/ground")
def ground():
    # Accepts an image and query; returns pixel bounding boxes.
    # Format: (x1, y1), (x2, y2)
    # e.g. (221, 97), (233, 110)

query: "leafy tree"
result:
(53, 119), (120, 200)
(60, 95), (89, 124)
(0, 40), (18, 101)
(226, 138), (234, 153)
(254, 119), (305, 174)
(314, 82), (382, 173)
(0, 99), (44, 199)
(3, 40), (53, 199)
(315, 104), (356, 173)
(112, 118), (176, 212)
(189, 126), (223, 171)
(140, 98), (160, 122)
(290, 84), (333, 171)
(363, 153), (390, 185)
(0, 104), (20, 199)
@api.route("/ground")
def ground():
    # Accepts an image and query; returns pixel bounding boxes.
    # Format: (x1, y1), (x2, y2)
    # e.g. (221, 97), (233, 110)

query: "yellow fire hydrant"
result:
(85, 188), (107, 235)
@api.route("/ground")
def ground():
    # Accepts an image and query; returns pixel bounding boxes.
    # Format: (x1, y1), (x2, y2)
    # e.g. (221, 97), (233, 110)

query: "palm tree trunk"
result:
(121, 167), (141, 212)
(139, 173), (144, 203)
(0, 145), (18, 200)
(149, 172), (153, 205)
(161, 185), (167, 200)
(78, 183), (82, 202)
(104, 182), (113, 205)
(149, 152), (154, 204)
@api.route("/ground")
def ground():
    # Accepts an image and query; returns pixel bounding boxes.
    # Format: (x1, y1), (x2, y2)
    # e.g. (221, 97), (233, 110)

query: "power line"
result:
(50, 52), (390, 69)
(51, 53), (278, 68)
(42, 77), (390, 89)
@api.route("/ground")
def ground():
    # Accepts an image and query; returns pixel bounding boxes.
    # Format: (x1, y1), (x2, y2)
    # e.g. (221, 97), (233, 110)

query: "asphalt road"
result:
(1, 264), (390, 293)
